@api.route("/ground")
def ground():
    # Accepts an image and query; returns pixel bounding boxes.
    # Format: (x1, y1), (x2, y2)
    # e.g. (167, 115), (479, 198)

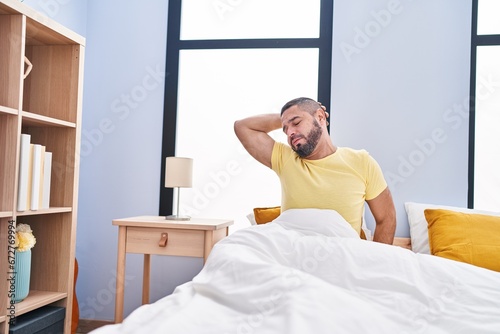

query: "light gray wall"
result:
(332, 0), (472, 235)
(20, 0), (472, 322)
(75, 0), (177, 321)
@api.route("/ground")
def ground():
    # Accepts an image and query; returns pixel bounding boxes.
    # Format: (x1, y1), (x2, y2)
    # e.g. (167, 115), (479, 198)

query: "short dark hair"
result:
(280, 97), (322, 116)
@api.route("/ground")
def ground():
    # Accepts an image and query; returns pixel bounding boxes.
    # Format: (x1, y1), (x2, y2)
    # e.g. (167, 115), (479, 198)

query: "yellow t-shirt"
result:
(271, 142), (387, 234)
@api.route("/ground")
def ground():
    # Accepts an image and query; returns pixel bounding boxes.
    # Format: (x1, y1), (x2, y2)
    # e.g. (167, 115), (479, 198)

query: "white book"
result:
(26, 144), (34, 209)
(38, 146), (46, 208)
(30, 144), (43, 211)
(17, 134), (31, 211)
(42, 151), (52, 209)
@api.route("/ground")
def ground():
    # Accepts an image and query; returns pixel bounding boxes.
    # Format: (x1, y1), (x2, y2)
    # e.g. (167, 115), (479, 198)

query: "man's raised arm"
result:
(234, 114), (282, 168)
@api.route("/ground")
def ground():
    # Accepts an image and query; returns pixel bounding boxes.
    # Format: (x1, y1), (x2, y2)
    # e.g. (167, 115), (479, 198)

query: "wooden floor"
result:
(76, 319), (114, 333)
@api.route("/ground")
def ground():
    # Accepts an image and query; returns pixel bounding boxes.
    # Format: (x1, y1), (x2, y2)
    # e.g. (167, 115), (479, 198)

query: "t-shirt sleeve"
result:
(364, 152), (388, 200)
(271, 142), (288, 174)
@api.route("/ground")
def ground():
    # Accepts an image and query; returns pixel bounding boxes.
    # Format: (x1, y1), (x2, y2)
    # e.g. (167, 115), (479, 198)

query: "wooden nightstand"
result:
(112, 216), (233, 323)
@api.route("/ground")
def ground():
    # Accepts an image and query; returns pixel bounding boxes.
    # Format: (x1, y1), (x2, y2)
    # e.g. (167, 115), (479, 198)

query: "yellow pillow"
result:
(424, 208), (500, 272)
(253, 206), (281, 224)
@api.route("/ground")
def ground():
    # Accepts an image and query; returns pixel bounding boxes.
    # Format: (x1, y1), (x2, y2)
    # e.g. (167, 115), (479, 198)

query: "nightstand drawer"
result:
(126, 227), (205, 257)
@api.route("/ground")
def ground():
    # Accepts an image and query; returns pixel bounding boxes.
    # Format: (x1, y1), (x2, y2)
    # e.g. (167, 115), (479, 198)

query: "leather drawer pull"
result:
(159, 233), (168, 247)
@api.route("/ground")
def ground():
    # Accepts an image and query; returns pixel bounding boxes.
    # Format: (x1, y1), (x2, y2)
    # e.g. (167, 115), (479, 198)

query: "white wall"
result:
(20, 0), (472, 322)
(332, 0), (472, 235)
(75, 0), (182, 321)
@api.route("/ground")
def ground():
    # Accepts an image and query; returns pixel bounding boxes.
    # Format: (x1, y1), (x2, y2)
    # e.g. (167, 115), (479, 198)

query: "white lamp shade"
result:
(165, 157), (193, 188)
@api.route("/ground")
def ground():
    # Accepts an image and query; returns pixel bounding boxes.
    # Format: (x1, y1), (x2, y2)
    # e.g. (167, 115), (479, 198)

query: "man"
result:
(234, 97), (396, 244)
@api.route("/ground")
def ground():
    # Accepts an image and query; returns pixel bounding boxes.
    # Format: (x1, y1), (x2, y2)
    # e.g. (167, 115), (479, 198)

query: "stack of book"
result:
(17, 134), (52, 211)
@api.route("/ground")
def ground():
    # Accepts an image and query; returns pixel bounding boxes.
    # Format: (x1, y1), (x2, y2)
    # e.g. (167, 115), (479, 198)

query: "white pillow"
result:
(273, 208), (360, 239)
(404, 202), (500, 254)
(246, 213), (257, 225)
(247, 208), (371, 238)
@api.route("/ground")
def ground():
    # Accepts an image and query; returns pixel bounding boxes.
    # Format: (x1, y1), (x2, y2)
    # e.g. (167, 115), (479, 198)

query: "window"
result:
(160, 0), (333, 231)
(180, 0), (321, 40)
(477, 0), (500, 35)
(469, 0), (500, 211)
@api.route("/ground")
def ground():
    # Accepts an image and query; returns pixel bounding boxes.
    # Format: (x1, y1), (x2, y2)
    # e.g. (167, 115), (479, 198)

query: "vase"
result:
(13, 249), (31, 303)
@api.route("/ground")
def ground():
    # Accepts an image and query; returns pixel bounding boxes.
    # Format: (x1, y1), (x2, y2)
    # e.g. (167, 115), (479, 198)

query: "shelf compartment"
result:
(0, 13), (23, 110)
(23, 44), (82, 123)
(0, 114), (19, 212)
(17, 213), (74, 293)
(21, 125), (78, 208)
(10, 290), (67, 317)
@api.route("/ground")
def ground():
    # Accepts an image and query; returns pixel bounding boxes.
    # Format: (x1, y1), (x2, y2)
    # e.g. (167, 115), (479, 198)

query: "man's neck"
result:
(304, 139), (337, 160)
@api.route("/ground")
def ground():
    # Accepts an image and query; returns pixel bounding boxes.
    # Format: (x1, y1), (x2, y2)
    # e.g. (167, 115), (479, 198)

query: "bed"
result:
(92, 205), (500, 334)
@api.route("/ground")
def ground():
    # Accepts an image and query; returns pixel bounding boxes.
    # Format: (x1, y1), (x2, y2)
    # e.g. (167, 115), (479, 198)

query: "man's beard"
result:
(293, 120), (322, 158)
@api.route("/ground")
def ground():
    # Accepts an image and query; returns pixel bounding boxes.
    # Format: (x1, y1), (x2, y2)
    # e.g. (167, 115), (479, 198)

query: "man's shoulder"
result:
(272, 141), (297, 172)
(336, 147), (379, 169)
(337, 147), (370, 158)
(273, 141), (294, 155)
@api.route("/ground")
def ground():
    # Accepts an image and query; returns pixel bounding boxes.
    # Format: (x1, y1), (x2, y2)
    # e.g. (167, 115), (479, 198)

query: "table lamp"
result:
(165, 156), (193, 220)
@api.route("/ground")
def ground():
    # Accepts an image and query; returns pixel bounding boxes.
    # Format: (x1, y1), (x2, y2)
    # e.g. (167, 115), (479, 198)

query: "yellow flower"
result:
(16, 223), (36, 252)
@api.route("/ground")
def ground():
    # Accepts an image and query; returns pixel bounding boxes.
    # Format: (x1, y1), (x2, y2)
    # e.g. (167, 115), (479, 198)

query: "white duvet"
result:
(93, 209), (500, 334)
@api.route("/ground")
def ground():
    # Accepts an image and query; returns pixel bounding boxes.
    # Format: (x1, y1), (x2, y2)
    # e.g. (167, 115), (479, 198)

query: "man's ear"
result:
(315, 108), (328, 126)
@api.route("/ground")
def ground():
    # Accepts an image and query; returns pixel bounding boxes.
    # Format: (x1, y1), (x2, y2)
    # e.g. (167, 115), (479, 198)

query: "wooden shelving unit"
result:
(0, 0), (85, 333)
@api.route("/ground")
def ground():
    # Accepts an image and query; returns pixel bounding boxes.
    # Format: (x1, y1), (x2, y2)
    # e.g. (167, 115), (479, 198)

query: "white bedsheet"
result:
(93, 209), (500, 334)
